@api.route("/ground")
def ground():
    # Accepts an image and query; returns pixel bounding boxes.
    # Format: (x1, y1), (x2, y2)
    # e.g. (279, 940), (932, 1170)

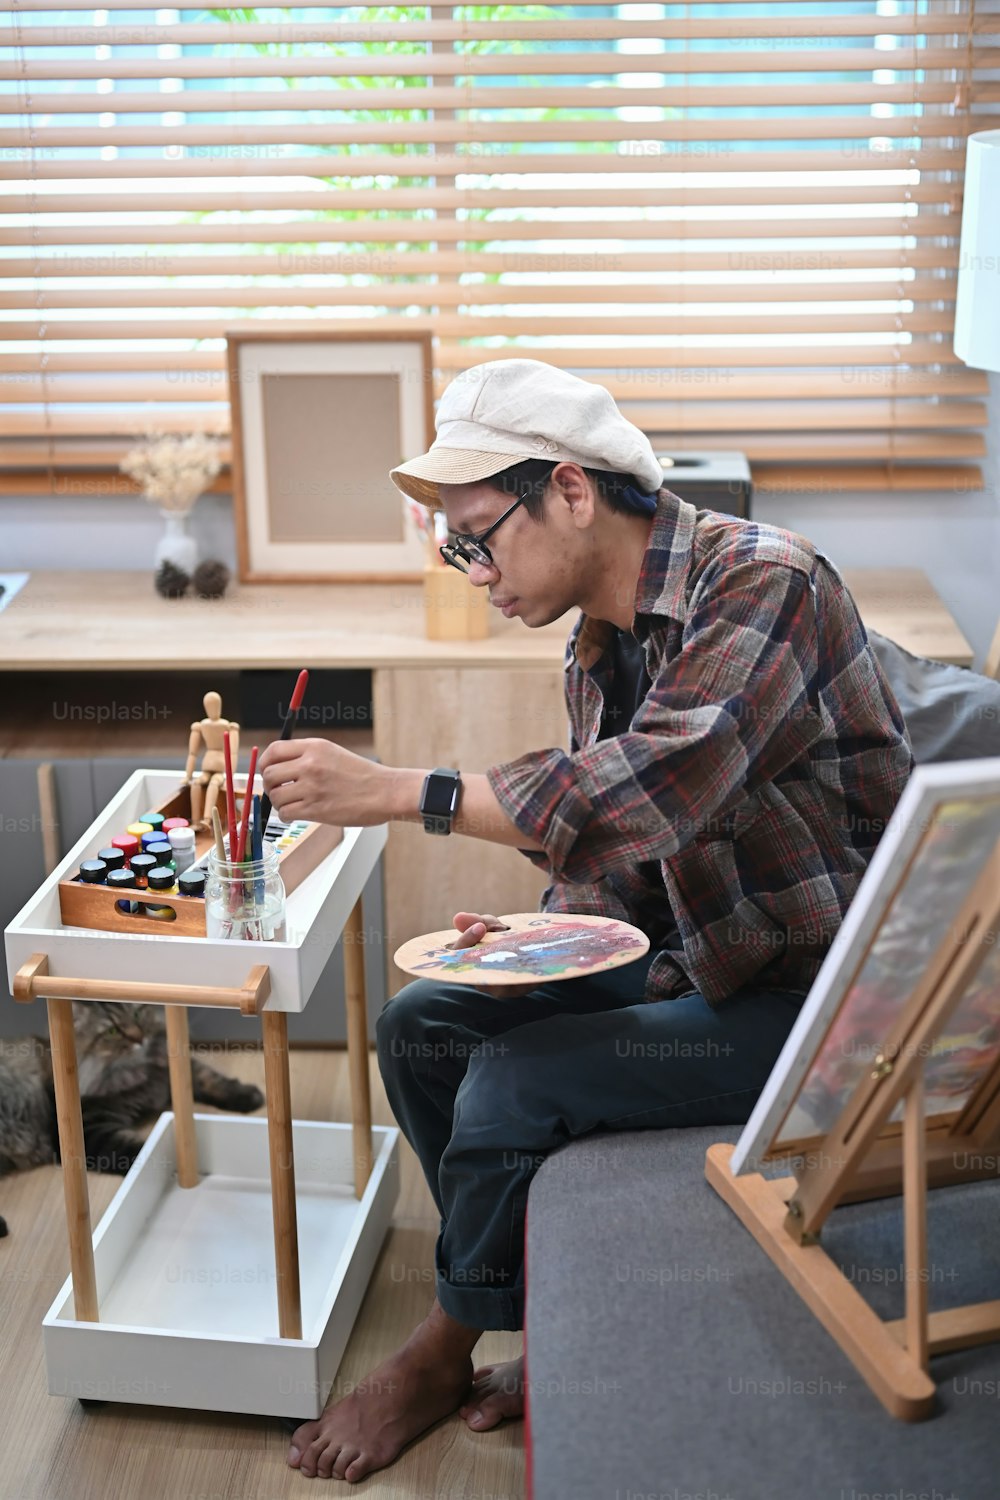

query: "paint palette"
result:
(393, 912), (650, 986)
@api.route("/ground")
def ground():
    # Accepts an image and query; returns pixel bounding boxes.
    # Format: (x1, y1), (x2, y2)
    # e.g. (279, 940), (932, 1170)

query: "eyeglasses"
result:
(438, 490), (529, 574)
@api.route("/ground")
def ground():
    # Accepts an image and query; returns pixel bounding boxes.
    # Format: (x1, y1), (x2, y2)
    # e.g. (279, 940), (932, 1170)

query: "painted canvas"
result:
(731, 760), (1000, 1174)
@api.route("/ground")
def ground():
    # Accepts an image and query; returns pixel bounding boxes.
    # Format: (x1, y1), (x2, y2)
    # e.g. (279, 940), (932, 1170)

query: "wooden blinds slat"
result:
(0, 0), (989, 495)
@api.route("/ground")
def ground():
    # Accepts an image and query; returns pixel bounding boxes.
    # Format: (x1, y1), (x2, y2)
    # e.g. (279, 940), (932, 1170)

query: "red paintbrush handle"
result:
(223, 728), (238, 858)
(288, 668), (309, 716)
(236, 744), (258, 863)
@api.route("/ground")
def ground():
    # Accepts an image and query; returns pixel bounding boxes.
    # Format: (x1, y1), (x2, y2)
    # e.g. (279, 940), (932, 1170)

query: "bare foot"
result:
(458, 1354), (525, 1430)
(288, 1302), (478, 1481)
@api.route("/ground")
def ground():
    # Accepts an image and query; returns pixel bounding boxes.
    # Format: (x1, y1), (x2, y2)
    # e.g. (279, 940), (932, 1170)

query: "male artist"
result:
(257, 359), (913, 1482)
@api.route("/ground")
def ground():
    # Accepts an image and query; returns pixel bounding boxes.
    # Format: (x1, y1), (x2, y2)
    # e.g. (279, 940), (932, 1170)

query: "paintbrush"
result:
(259, 668), (309, 833)
(211, 805), (227, 861)
(236, 744), (259, 863)
(222, 727), (238, 859)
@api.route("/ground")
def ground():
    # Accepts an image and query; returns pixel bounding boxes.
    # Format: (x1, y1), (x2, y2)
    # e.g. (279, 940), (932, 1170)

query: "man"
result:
(257, 359), (913, 1483)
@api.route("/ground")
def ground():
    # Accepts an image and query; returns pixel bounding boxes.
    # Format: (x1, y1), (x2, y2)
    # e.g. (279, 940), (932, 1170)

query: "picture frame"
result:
(226, 327), (435, 583)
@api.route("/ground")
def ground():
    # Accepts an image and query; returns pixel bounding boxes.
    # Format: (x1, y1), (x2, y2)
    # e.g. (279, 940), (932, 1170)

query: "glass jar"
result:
(205, 845), (286, 942)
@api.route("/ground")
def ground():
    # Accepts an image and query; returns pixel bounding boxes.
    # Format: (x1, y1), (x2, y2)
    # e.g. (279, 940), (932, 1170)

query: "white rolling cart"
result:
(4, 769), (400, 1420)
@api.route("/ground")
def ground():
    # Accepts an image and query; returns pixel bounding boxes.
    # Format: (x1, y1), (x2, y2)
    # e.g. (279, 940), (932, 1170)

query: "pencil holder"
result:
(205, 846), (286, 942)
(422, 564), (490, 641)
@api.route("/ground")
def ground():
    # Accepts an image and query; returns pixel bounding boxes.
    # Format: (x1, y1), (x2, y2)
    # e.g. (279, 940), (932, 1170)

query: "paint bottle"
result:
(126, 821), (154, 840)
(107, 867), (138, 914)
(141, 829), (168, 852)
(143, 866), (178, 921)
(129, 852), (157, 889)
(139, 811), (165, 833)
(97, 846), (126, 873)
(146, 839), (175, 869)
(178, 868), (206, 899)
(111, 833), (140, 865)
(79, 859), (108, 884)
(162, 817), (190, 834)
(167, 827), (197, 873)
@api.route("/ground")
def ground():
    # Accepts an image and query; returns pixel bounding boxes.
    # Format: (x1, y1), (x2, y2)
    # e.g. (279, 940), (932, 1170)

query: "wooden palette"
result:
(393, 912), (650, 985)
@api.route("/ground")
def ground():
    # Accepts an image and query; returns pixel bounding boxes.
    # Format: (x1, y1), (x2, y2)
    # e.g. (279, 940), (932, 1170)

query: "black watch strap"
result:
(420, 767), (462, 835)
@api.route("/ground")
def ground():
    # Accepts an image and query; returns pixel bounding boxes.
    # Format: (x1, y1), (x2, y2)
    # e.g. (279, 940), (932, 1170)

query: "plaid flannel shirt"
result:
(485, 492), (914, 1008)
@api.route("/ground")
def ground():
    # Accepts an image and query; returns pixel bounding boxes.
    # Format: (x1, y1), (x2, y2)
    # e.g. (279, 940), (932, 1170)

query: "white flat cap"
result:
(390, 358), (664, 507)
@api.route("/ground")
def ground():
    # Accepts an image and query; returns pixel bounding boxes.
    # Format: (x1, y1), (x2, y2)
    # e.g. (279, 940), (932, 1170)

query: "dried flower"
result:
(120, 431), (224, 513)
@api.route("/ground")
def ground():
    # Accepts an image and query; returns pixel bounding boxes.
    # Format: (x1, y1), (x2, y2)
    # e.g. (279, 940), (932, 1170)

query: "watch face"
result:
(424, 772), (459, 818)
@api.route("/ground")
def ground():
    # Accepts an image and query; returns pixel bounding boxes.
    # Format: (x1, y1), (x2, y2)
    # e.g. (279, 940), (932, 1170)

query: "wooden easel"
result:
(707, 838), (1000, 1421)
(12, 893), (374, 1343)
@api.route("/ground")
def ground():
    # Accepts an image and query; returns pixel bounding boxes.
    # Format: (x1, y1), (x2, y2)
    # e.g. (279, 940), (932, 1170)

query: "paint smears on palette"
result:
(393, 913), (650, 985)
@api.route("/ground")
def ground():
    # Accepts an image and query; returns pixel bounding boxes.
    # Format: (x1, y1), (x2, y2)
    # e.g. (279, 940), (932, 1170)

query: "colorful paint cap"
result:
(139, 811), (165, 832)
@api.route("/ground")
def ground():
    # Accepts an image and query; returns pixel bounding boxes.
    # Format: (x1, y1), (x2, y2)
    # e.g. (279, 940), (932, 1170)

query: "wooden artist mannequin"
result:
(185, 690), (239, 829)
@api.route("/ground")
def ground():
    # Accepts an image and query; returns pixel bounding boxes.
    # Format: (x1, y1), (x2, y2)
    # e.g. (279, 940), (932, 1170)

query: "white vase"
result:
(154, 509), (198, 575)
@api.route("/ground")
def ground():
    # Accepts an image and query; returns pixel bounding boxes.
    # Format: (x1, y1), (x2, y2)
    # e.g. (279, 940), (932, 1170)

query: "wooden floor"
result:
(0, 1045), (525, 1500)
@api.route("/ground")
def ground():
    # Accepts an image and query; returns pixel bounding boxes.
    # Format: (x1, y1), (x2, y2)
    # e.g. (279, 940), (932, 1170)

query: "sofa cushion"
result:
(868, 628), (1000, 764)
(525, 1126), (1000, 1500)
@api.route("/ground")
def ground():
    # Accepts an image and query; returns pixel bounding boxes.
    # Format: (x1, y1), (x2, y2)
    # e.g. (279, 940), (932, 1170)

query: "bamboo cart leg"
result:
(343, 897), (373, 1199)
(903, 1065), (929, 1372)
(164, 1006), (199, 1189)
(47, 996), (99, 1323)
(262, 1010), (302, 1340)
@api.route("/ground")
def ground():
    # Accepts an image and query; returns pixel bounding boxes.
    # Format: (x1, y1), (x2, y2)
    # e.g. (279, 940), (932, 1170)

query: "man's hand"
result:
(446, 911), (541, 999)
(258, 738), (390, 826)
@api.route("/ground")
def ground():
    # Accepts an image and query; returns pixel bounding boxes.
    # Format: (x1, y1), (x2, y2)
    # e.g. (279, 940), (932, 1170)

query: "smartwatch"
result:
(420, 767), (462, 835)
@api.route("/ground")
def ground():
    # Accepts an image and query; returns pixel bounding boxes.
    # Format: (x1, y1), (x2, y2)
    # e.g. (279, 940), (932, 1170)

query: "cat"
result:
(0, 1000), (264, 1236)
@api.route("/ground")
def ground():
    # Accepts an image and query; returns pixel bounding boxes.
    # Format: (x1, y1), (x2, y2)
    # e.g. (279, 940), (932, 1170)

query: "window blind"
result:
(1, 0), (994, 498)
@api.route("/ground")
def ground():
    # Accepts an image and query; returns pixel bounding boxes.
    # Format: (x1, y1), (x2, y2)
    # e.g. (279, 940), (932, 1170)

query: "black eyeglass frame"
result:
(438, 489), (530, 574)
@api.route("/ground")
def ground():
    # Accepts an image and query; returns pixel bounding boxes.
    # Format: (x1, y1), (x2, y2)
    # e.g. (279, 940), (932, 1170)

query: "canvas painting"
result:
(731, 760), (1000, 1174)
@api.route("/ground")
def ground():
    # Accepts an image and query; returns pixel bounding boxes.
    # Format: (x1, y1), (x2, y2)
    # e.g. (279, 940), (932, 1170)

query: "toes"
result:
(311, 1442), (350, 1481)
(344, 1454), (373, 1484)
(303, 1436), (340, 1479)
(333, 1447), (362, 1480)
(288, 1421), (320, 1467)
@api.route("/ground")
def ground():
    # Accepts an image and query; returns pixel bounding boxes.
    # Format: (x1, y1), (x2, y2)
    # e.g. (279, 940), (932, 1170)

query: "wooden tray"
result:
(57, 779), (342, 938)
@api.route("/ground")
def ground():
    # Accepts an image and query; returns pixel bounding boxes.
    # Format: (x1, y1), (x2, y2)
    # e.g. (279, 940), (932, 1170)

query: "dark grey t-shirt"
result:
(597, 626), (652, 741)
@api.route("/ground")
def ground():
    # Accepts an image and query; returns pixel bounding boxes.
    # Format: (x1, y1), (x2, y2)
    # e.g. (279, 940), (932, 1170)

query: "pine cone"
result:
(192, 559), (231, 599)
(154, 560), (190, 598)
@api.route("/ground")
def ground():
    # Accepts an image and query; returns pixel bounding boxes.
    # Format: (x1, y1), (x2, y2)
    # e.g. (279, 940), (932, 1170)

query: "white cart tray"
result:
(43, 1112), (400, 1419)
(5, 769), (387, 1012)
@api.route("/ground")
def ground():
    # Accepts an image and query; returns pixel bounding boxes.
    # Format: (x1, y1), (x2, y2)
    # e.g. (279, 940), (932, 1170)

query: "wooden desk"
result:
(0, 568), (974, 992)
